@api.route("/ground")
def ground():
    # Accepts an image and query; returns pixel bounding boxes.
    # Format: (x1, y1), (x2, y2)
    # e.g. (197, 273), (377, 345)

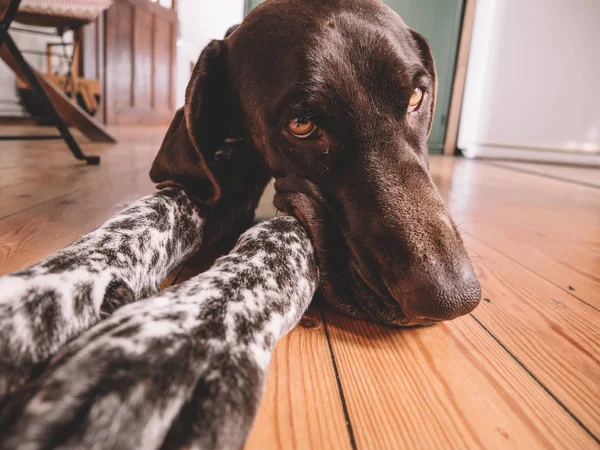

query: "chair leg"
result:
(0, 0), (21, 48)
(0, 26), (99, 164)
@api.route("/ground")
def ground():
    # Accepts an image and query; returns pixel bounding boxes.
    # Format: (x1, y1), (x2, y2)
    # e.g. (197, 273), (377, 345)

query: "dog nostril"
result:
(440, 281), (482, 320)
(400, 266), (482, 322)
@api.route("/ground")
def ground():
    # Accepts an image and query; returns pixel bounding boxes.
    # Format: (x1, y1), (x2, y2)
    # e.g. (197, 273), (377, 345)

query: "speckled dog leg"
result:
(0, 188), (204, 394)
(0, 216), (319, 450)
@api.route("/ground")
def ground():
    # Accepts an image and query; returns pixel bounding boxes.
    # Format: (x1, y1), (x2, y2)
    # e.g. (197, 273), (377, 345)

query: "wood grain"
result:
(465, 234), (600, 435)
(0, 146), (150, 219)
(103, 0), (177, 125)
(458, 218), (600, 308)
(431, 158), (600, 306)
(433, 160), (600, 250)
(245, 307), (351, 450)
(325, 312), (597, 449)
(0, 127), (164, 273)
(489, 161), (600, 188)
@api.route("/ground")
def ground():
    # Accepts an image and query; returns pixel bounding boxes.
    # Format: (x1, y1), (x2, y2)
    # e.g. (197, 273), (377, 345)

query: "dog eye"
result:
(287, 118), (318, 138)
(408, 88), (424, 113)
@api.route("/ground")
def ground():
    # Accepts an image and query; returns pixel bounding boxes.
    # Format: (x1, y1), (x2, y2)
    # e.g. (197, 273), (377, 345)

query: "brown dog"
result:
(0, 1), (483, 448)
(151, 0), (481, 326)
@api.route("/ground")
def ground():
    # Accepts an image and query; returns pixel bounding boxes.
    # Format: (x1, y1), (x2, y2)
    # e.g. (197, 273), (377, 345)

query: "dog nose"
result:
(400, 262), (482, 322)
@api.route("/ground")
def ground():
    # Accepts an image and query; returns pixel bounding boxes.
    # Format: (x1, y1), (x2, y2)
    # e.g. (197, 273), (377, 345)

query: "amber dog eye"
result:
(287, 117), (318, 138)
(408, 87), (424, 114)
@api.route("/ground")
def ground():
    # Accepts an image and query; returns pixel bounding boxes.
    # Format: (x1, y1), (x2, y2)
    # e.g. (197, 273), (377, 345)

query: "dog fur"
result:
(0, 212), (317, 449)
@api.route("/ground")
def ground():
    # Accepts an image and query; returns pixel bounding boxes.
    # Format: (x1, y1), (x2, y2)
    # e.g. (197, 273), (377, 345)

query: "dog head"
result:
(151, 0), (481, 326)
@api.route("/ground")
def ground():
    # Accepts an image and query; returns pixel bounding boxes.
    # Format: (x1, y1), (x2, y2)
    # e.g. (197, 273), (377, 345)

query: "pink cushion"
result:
(17, 0), (113, 21)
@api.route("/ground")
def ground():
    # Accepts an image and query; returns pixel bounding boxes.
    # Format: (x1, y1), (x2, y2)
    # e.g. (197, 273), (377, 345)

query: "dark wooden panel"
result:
(103, 0), (176, 125)
(115, 2), (134, 115)
(133, 7), (153, 115)
(104, 0), (133, 123)
(153, 16), (175, 114)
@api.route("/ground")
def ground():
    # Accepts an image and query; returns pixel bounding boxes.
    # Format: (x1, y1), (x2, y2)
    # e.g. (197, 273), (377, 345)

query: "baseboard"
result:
(461, 145), (600, 167)
(0, 116), (36, 126)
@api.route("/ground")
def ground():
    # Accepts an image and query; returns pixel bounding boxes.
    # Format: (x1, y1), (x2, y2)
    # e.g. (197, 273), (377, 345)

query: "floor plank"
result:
(489, 161), (600, 188)
(325, 312), (597, 449)
(466, 234), (600, 436)
(245, 307), (351, 450)
(458, 218), (600, 308)
(432, 158), (600, 253)
(0, 166), (156, 274)
(432, 158), (600, 306)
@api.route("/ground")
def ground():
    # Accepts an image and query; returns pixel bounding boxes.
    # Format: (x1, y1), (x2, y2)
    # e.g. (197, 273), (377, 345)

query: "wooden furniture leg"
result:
(1, 41), (116, 145)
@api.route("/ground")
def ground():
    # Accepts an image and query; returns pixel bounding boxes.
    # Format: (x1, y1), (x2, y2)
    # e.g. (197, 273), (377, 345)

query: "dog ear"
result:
(225, 24), (240, 38)
(409, 30), (438, 137)
(150, 40), (231, 207)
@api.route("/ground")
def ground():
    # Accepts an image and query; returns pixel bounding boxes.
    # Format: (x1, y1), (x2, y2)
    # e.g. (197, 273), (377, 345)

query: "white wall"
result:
(458, 0), (600, 157)
(175, 0), (244, 108)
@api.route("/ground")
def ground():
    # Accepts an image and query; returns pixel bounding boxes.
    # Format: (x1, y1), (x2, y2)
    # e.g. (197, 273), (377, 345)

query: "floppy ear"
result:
(150, 40), (231, 207)
(409, 30), (438, 137)
(225, 24), (240, 37)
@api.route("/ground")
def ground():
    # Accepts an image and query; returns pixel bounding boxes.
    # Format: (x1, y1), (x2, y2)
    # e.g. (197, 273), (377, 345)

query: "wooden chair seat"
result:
(0, 0), (116, 163)
(0, 0), (112, 28)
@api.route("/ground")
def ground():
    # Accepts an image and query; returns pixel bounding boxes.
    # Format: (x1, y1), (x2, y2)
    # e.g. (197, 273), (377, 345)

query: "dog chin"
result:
(332, 268), (434, 327)
(273, 192), (435, 327)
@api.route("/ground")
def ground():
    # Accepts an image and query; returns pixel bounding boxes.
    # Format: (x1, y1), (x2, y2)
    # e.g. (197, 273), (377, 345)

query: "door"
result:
(103, 0), (177, 125)
(385, 0), (463, 151)
(245, 0), (464, 153)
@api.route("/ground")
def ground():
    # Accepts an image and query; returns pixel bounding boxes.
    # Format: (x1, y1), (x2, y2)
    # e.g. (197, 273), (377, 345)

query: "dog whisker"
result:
(332, 269), (351, 281)
(465, 247), (494, 267)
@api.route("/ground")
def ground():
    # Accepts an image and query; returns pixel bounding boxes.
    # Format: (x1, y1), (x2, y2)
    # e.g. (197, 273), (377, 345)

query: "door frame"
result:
(244, 0), (259, 15)
(443, 0), (476, 155)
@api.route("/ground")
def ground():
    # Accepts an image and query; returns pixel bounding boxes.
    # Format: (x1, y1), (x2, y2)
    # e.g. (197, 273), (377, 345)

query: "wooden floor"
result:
(489, 160), (600, 188)
(1, 126), (599, 449)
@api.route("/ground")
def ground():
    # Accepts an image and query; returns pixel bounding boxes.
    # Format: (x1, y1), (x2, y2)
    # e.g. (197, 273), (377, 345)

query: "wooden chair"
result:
(0, 0), (116, 164)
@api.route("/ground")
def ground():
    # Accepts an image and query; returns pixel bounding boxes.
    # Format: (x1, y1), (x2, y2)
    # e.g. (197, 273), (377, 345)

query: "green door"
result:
(245, 0), (464, 153)
(384, 0), (464, 152)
